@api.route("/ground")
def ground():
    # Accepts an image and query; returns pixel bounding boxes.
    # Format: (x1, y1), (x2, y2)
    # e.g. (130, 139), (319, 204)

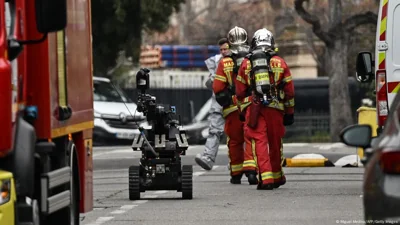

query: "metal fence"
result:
(121, 75), (366, 143)
(285, 110), (331, 143)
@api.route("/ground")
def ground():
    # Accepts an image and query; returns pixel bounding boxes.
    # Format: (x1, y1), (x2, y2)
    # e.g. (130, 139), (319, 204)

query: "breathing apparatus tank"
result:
(249, 49), (276, 105)
(233, 49), (248, 74)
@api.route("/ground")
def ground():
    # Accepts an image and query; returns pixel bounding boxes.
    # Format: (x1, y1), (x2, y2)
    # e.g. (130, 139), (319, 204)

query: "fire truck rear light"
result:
(377, 72), (386, 90)
(378, 101), (388, 116)
(380, 151), (400, 174)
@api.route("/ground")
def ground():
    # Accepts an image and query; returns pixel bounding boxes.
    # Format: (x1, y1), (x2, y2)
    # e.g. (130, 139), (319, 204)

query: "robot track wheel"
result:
(129, 166), (140, 200)
(181, 165), (193, 199)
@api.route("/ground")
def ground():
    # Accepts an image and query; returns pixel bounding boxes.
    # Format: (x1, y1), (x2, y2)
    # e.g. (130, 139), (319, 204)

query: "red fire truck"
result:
(0, 0), (93, 224)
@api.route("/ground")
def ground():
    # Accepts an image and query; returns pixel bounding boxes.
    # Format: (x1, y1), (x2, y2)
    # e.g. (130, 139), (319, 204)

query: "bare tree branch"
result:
(188, 6), (212, 21)
(303, 27), (323, 67)
(269, 0), (282, 10)
(328, 10), (378, 38)
(328, 0), (342, 28)
(294, 0), (333, 46)
(343, 11), (378, 32)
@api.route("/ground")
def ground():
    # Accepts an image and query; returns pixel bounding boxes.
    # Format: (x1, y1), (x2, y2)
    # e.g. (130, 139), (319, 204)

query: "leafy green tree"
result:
(91, 0), (185, 75)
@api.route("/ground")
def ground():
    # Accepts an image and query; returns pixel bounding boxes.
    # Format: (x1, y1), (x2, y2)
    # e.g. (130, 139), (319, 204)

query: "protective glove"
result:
(283, 114), (294, 126)
(277, 81), (286, 90)
(239, 113), (246, 122)
(239, 108), (247, 122)
(205, 77), (213, 90)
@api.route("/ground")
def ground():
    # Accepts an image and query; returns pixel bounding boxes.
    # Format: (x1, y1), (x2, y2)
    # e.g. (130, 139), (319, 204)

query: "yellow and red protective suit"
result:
(212, 56), (256, 179)
(235, 54), (295, 189)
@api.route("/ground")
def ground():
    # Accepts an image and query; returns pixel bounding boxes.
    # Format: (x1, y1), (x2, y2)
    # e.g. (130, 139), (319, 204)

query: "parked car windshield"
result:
(93, 80), (133, 103)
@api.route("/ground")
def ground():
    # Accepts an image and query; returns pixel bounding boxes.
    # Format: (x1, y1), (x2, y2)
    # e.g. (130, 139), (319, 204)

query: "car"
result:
(340, 91), (400, 222)
(181, 98), (212, 144)
(93, 76), (147, 145)
(182, 98), (227, 145)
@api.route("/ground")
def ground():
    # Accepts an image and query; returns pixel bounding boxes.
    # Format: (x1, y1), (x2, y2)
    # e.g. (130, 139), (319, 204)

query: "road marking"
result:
(85, 217), (114, 225)
(283, 143), (308, 147)
(93, 149), (138, 158)
(87, 162), (220, 224)
(120, 205), (137, 209)
(133, 200), (148, 204)
(315, 142), (347, 150)
(199, 165), (219, 171)
(193, 171), (205, 176)
(110, 210), (125, 214)
(196, 165), (220, 175)
(143, 195), (158, 198)
(97, 217), (114, 222)
(94, 169), (128, 173)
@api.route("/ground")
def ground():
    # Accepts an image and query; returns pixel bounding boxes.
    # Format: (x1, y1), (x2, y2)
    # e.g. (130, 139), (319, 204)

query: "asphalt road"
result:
(80, 144), (368, 225)
(93, 143), (360, 170)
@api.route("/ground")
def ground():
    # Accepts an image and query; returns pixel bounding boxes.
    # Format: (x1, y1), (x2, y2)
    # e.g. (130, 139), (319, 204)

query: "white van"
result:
(356, 0), (400, 133)
(93, 77), (147, 144)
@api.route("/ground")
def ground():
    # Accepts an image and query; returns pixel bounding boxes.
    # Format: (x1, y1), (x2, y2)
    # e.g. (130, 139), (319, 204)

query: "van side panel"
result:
(386, 1), (400, 108)
(375, 0), (388, 126)
(392, 5), (400, 66)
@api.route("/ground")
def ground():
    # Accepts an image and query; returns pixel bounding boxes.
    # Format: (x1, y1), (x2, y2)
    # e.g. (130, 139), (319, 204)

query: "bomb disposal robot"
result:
(129, 68), (193, 200)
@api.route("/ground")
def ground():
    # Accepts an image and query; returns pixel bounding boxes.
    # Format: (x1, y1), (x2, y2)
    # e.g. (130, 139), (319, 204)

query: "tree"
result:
(91, 0), (185, 76)
(294, 0), (378, 141)
(174, 0), (277, 45)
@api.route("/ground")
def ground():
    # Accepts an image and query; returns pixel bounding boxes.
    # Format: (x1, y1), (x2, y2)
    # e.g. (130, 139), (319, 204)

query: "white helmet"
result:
(251, 28), (275, 50)
(227, 26), (248, 54)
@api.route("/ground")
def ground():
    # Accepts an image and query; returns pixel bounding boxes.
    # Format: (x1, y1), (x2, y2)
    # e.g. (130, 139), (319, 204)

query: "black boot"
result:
(245, 171), (258, 185)
(257, 183), (274, 190)
(273, 176), (286, 188)
(230, 174), (242, 184)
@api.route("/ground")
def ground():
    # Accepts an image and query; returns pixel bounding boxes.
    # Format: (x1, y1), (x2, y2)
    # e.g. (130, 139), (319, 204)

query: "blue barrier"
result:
(141, 45), (221, 68)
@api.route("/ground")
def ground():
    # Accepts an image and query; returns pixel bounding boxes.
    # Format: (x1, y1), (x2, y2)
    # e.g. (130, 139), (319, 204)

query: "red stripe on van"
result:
(379, 58), (386, 70)
(388, 82), (400, 93)
(379, 1), (388, 41)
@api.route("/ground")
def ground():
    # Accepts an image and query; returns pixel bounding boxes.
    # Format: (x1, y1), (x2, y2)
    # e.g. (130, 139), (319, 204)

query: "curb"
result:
(282, 153), (363, 167)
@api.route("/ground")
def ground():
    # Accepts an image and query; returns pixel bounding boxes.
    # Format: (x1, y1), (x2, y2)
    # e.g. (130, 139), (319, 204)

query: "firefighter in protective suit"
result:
(212, 26), (258, 185)
(235, 28), (295, 190)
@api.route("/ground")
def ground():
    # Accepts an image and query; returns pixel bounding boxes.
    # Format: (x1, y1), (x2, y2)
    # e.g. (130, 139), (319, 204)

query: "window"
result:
(93, 80), (133, 103)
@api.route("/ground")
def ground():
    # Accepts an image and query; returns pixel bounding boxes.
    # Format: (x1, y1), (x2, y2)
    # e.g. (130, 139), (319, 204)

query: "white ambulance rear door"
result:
(385, 0), (400, 108)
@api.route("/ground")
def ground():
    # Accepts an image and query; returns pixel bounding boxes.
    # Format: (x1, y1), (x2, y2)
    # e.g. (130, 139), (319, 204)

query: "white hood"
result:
(204, 54), (222, 74)
(94, 101), (145, 119)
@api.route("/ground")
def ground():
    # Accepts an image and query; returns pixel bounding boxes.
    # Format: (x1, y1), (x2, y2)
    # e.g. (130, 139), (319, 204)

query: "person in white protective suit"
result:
(195, 38), (231, 170)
